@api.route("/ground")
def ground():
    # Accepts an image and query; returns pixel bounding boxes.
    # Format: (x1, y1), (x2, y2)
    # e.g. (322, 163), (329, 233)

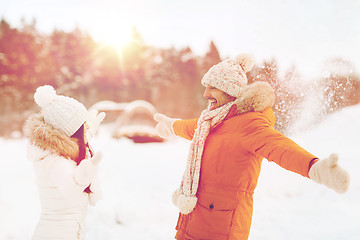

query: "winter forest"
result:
(1, 18), (360, 137)
(1, 3), (360, 239)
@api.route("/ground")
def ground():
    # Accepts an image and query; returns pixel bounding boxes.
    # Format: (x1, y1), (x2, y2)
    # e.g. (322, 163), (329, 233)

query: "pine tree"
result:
(202, 40), (221, 74)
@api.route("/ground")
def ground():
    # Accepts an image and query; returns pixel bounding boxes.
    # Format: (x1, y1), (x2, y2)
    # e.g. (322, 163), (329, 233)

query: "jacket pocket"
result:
(187, 192), (237, 239)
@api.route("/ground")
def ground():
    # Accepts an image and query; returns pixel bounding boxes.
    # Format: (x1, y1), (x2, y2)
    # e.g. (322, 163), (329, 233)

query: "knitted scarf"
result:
(173, 100), (235, 214)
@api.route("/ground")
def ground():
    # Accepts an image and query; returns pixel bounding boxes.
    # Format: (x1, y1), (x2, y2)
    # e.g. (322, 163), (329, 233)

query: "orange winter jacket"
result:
(173, 106), (317, 240)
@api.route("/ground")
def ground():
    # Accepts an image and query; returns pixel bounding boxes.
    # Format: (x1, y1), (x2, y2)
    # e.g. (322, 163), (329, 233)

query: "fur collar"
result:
(24, 113), (79, 160)
(233, 81), (275, 114)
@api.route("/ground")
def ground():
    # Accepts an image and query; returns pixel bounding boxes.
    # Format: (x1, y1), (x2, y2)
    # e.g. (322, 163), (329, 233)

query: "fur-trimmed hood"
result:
(24, 113), (79, 161)
(233, 81), (275, 115)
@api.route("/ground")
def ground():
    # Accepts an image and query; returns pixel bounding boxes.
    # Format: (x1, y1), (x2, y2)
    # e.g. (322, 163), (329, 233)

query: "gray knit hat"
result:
(34, 85), (88, 136)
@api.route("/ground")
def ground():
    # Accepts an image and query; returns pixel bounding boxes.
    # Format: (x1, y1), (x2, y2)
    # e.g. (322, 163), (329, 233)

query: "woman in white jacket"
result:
(25, 85), (105, 240)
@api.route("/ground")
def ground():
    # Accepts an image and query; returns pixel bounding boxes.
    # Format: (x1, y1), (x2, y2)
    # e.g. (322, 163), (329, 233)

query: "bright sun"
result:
(91, 26), (132, 54)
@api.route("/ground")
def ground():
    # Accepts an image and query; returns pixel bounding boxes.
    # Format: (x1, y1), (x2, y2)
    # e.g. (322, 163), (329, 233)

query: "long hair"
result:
(71, 124), (94, 193)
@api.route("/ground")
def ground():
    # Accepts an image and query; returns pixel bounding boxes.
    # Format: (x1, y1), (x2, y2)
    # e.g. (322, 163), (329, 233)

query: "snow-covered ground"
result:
(1, 104), (360, 239)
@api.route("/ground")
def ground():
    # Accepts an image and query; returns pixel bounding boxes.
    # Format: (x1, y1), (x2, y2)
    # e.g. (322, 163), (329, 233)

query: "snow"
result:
(1, 104), (360, 239)
(112, 100), (162, 143)
(89, 101), (128, 112)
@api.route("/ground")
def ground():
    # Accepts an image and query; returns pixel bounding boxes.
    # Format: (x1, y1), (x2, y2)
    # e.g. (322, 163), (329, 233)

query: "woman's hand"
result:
(74, 152), (103, 187)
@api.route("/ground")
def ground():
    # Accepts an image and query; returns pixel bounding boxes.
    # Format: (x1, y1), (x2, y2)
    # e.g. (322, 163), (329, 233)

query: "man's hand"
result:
(153, 113), (177, 138)
(309, 153), (350, 193)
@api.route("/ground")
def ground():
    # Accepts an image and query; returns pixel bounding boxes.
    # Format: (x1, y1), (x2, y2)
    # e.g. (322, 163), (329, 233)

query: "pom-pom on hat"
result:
(201, 54), (255, 98)
(34, 85), (88, 137)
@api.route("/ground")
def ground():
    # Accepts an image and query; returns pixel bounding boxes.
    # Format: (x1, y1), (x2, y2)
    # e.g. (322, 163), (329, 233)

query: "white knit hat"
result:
(34, 85), (88, 136)
(201, 54), (255, 98)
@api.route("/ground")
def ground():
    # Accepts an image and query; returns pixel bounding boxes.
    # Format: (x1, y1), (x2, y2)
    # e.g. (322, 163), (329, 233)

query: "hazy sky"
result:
(1, 0), (359, 79)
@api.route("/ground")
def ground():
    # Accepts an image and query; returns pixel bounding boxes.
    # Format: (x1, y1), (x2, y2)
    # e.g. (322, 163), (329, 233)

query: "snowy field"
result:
(1, 104), (360, 240)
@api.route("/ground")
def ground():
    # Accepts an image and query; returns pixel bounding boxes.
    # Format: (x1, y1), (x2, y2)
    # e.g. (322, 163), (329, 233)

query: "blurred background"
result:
(0, 0), (359, 137)
(0, 0), (360, 239)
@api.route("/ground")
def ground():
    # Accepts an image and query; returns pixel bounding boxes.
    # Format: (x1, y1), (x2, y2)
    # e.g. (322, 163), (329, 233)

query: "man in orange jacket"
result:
(154, 54), (350, 240)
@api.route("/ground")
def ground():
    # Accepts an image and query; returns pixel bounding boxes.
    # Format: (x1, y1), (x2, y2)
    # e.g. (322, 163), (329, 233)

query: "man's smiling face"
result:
(203, 85), (236, 111)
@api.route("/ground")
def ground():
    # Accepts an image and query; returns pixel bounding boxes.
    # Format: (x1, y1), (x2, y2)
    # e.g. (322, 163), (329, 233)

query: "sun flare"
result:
(91, 26), (132, 54)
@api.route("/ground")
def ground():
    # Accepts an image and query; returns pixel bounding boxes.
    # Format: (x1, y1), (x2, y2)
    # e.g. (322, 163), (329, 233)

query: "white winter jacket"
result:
(25, 114), (102, 240)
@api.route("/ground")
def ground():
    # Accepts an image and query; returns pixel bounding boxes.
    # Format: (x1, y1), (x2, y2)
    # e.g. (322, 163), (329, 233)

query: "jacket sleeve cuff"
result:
(308, 158), (319, 178)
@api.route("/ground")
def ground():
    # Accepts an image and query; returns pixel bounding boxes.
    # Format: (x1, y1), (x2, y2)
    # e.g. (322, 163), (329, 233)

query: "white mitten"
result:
(309, 154), (350, 193)
(88, 178), (102, 206)
(74, 152), (102, 187)
(86, 109), (106, 139)
(153, 113), (177, 138)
